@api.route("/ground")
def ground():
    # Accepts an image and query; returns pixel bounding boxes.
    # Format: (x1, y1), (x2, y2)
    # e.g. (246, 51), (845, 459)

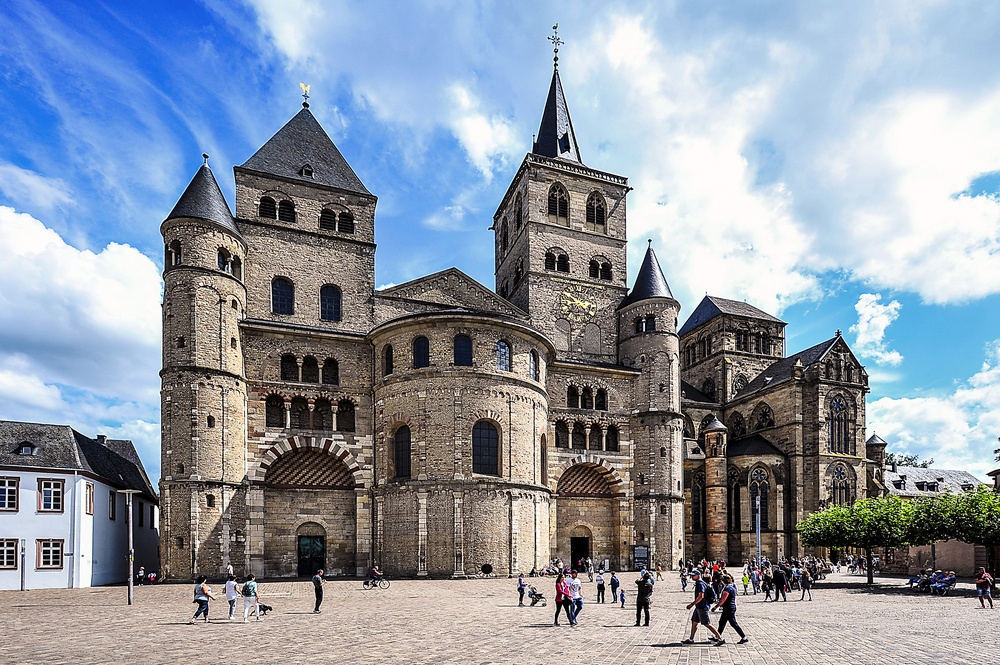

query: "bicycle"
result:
(362, 577), (390, 590)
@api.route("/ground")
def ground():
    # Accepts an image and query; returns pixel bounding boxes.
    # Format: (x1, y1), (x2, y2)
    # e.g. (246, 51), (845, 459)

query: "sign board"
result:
(633, 545), (649, 571)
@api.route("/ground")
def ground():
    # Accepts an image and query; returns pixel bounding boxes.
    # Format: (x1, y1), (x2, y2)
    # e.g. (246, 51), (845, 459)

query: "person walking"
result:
(595, 571), (606, 603)
(655, 563), (663, 581)
(567, 570), (584, 624)
(682, 570), (723, 645)
(711, 574), (749, 644)
(553, 574), (573, 626)
(634, 570), (653, 626)
(750, 567), (760, 595)
(312, 569), (326, 613)
(771, 566), (787, 602)
(224, 574), (241, 620)
(517, 573), (527, 606)
(137, 566), (146, 585)
(680, 567), (688, 591)
(620, 587), (626, 608)
(741, 571), (750, 595)
(975, 567), (994, 609)
(799, 568), (813, 601)
(189, 575), (214, 624)
(226, 561), (234, 577)
(609, 571), (620, 601)
(242, 574), (262, 622)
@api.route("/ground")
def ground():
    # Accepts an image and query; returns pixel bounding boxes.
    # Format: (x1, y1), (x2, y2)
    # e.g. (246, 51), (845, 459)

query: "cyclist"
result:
(369, 564), (384, 584)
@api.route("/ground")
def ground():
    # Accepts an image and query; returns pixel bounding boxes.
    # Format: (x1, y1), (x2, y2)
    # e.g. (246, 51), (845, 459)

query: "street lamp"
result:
(121, 489), (142, 605)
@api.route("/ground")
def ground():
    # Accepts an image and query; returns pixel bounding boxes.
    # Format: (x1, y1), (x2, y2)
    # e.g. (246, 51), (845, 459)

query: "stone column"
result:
(452, 491), (465, 578)
(509, 492), (519, 576)
(416, 490), (428, 576)
(356, 490), (372, 577)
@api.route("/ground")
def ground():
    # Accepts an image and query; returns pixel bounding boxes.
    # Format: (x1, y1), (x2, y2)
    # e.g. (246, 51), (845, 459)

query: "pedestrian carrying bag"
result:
(702, 582), (717, 604)
(241, 583), (254, 596)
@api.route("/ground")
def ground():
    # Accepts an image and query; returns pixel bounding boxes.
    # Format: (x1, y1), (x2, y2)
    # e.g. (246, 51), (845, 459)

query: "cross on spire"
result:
(548, 24), (564, 68)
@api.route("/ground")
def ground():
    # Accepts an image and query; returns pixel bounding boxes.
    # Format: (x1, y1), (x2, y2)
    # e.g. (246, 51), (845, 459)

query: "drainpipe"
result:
(67, 470), (78, 588)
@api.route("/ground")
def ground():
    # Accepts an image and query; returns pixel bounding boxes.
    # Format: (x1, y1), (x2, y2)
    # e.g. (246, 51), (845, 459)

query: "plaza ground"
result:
(2, 571), (997, 664)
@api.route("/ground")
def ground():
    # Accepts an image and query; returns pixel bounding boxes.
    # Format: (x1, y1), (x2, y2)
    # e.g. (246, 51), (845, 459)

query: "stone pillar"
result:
(509, 492), (519, 576)
(356, 490), (372, 576)
(703, 415), (728, 562)
(452, 491), (465, 578)
(416, 490), (428, 576)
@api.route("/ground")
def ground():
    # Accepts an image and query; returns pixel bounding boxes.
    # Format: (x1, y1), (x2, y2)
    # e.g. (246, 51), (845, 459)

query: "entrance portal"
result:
(297, 535), (326, 577)
(570, 536), (591, 568)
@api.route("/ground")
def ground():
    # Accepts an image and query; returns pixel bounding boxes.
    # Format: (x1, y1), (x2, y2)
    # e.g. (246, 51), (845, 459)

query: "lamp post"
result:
(121, 489), (142, 605)
(755, 494), (762, 568)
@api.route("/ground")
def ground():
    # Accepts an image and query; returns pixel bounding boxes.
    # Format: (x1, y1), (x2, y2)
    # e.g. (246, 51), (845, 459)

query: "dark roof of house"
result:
(0, 420), (156, 500)
(239, 106), (371, 196)
(165, 163), (242, 237)
(885, 466), (983, 498)
(680, 380), (714, 403)
(866, 434), (888, 446)
(728, 433), (785, 458)
(678, 295), (785, 337)
(735, 336), (839, 398)
(619, 244), (674, 308)
(532, 68), (583, 164)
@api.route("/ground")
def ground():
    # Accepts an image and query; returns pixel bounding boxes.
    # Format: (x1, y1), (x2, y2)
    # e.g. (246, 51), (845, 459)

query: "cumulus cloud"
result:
(850, 293), (903, 366)
(446, 84), (518, 181)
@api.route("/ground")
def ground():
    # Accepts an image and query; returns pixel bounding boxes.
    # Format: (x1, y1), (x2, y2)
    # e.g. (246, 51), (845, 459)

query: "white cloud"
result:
(424, 204), (468, 231)
(0, 162), (74, 213)
(850, 293), (903, 366)
(446, 84), (518, 181)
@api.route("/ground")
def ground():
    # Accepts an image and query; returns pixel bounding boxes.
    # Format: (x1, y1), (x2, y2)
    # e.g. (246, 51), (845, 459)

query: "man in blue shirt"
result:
(681, 570), (723, 644)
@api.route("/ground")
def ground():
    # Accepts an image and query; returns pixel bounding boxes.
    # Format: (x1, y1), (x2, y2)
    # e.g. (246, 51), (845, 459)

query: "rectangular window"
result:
(109, 490), (117, 520)
(0, 477), (19, 512)
(138, 500), (144, 527)
(85, 482), (94, 515)
(37, 479), (64, 512)
(36, 539), (64, 569)
(0, 539), (17, 569)
(149, 504), (155, 529)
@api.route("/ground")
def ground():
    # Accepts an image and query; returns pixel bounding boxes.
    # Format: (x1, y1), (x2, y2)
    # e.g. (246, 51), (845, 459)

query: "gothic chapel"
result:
(158, 54), (880, 580)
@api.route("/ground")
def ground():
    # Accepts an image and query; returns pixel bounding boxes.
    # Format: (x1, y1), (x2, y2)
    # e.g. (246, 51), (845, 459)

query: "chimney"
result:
(97, 434), (107, 445)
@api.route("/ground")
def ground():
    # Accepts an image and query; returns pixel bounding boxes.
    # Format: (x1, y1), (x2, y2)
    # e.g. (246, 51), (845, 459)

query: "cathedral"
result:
(158, 57), (882, 580)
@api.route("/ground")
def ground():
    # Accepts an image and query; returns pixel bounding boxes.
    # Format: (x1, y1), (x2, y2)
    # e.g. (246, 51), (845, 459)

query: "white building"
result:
(0, 421), (159, 590)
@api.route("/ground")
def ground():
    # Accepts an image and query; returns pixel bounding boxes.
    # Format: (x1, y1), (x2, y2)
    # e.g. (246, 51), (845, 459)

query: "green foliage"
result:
(907, 492), (959, 546)
(950, 486), (1000, 547)
(800, 496), (913, 549)
(885, 452), (934, 468)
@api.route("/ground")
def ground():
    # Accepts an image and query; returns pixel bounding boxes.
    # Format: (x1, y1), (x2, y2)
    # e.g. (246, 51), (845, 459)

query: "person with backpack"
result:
(241, 574), (263, 622)
(711, 573), (749, 645)
(681, 570), (723, 644)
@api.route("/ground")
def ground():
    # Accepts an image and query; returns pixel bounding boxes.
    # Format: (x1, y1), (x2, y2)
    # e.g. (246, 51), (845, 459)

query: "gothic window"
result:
(595, 388), (607, 411)
(828, 396), (849, 454)
(644, 315), (655, 331)
(322, 358), (339, 385)
(290, 397), (310, 429)
(556, 254), (570, 272)
(472, 421), (499, 475)
(272, 277), (294, 315)
(454, 335), (473, 366)
(548, 184), (569, 225)
(393, 425), (411, 479)
(589, 260), (599, 278)
(753, 404), (775, 430)
(728, 470), (742, 532)
(313, 398), (333, 431)
(555, 421), (569, 448)
(831, 464), (852, 506)
(733, 374), (748, 395)
(728, 412), (747, 438)
(496, 340), (511, 372)
(278, 200), (296, 223)
(585, 192), (606, 232)
(320, 285), (342, 321)
(749, 468), (769, 531)
(589, 425), (602, 450)
(567, 386), (580, 409)
(337, 399), (355, 432)
(529, 350), (539, 381)
(338, 212), (354, 234)
(692, 473), (706, 533)
(383, 345), (394, 376)
(413, 336), (430, 369)
(702, 378), (716, 401)
(605, 424), (619, 452)
(515, 197), (524, 231)
(301, 356), (319, 383)
(600, 262), (612, 281)
(545, 252), (556, 271)
(319, 209), (337, 230)
(280, 354), (298, 381)
(581, 387), (594, 410)
(265, 396), (284, 427)
(572, 422), (586, 449)
(501, 219), (509, 253)
(259, 196), (276, 219)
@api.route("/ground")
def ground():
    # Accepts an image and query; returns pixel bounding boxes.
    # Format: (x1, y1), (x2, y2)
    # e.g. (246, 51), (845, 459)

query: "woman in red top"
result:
(553, 574), (573, 625)
(975, 567), (994, 609)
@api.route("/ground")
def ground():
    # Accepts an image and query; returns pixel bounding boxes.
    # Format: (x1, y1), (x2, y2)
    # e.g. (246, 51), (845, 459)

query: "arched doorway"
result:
(555, 462), (622, 569)
(297, 522), (326, 577)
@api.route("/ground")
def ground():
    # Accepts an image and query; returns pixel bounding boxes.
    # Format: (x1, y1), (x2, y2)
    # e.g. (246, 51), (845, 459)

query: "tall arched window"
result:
(320, 285), (342, 321)
(831, 464), (852, 505)
(393, 425), (411, 479)
(581, 387), (594, 409)
(544, 252), (556, 271)
(280, 354), (298, 381)
(301, 356), (319, 383)
(338, 211), (355, 234)
(595, 388), (607, 411)
(555, 421), (569, 448)
(605, 424), (619, 452)
(828, 396), (849, 454)
(265, 396), (284, 428)
(217, 248), (231, 272)
(322, 358), (339, 385)
(472, 421), (499, 475)
(572, 422), (586, 449)
(529, 350), (539, 381)
(272, 277), (294, 315)
(515, 197), (523, 230)
(692, 473), (706, 533)
(231, 256), (242, 280)
(166, 239), (182, 266)
(586, 192), (606, 232)
(278, 200), (296, 222)
(548, 184), (569, 225)
(556, 254), (570, 272)
(589, 260), (599, 278)
(749, 468), (769, 531)
(454, 335), (473, 366)
(600, 263), (612, 281)
(319, 209), (337, 230)
(728, 469), (742, 532)
(383, 345), (394, 376)
(259, 196), (276, 218)
(413, 336), (430, 369)
(290, 397), (310, 429)
(500, 219), (509, 253)
(589, 425), (602, 450)
(313, 398), (333, 431)
(567, 386), (580, 408)
(336, 399), (355, 432)
(496, 340), (511, 372)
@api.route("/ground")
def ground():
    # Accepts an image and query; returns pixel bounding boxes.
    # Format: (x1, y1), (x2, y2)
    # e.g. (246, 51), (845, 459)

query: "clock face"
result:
(559, 284), (597, 322)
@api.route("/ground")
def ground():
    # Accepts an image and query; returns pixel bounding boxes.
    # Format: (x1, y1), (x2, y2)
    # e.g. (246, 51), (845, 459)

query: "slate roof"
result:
(619, 244), (674, 308)
(0, 420), (157, 500)
(734, 336), (839, 399)
(532, 68), (583, 164)
(728, 433), (786, 458)
(239, 106), (371, 196)
(165, 163), (242, 237)
(680, 380), (714, 403)
(678, 295), (785, 337)
(885, 465), (983, 498)
(865, 434), (888, 446)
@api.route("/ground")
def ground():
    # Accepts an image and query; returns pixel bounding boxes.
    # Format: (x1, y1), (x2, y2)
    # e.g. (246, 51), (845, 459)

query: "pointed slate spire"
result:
(619, 241), (674, 308)
(532, 68), (583, 164)
(165, 155), (241, 237)
(239, 106), (371, 196)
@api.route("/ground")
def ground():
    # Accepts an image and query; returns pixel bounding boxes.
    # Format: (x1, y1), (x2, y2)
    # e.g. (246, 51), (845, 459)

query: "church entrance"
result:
(571, 536), (591, 568)
(297, 535), (326, 577)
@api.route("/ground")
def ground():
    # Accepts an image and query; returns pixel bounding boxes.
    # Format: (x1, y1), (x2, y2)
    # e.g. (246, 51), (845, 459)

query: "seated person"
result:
(930, 571), (956, 595)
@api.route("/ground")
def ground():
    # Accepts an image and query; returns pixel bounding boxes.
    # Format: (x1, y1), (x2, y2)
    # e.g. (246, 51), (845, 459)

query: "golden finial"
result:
(300, 82), (311, 108)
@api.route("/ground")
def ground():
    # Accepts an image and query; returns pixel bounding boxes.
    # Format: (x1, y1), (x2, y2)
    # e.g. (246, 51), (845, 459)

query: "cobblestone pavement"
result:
(2, 572), (998, 664)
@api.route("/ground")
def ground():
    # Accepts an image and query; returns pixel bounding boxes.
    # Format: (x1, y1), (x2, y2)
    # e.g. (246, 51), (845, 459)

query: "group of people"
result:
(679, 556), (828, 604)
(189, 569), (263, 624)
(548, 568), (644, 627)
(908, 569), (958, 595)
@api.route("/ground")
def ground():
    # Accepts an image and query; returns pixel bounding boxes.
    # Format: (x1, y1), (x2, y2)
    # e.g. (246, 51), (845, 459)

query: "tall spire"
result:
(619, 241), (674, 308)
(532, 25), (583, 164)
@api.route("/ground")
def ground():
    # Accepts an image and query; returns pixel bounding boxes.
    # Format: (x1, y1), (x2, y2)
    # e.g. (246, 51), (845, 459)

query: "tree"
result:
(885, 452), (933, 468)
(907, 492), (960, 546)
(799, 496), (913, 584)
(950, 486), (1000, 578)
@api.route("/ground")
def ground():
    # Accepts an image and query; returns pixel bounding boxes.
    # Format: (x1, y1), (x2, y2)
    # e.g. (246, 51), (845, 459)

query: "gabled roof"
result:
(532, 68), (583, 164)
(735, 336), (841, 398)
(728, 433), (785, 458)
(164, 162), (242, 238)
(885, 466), (983, 498)
(239, 105), (371, 196)
(678, 295), (785, 337)
(376, 268), (527, 319)
(619, 244), (674, 308)
(680, 380), (714, 403)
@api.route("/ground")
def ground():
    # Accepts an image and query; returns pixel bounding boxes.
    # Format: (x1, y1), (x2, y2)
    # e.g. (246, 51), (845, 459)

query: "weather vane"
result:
(300, 82), (311, 108)
(548, 24), (564, 68)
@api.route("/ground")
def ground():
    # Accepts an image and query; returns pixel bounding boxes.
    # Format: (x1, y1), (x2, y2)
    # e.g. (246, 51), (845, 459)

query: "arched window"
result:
(272, 277), (294, 315)
(660, 446), (667, 458)
(514, 261), (523, 284)
(413, 336), (430, 369)
(600, 262), (612, 281)
(567, 386), (580, 409)
(548, 184), (568, 225)
(319, 209), (337, 230)
(702, 378), (716, 401)
(176, 336), (186, 349)
(572, 422), (586, 449)
(544, 252), (556, 271)
(314, 398), (333, 431)
(753, 404), (775, 430)
(515, 198), (524, 230)
(501, 219), (509, 253)
(337, 399), (355, 432)
(733, 374), (748, 395)
(540, 434), (547, 484)
(644, 315), (655, 331)
(555, 421), (569, 448)
(828, 396), (849, 454)
(322, 358), (339, 385)
(692, 473), (706, 533)
(454, 335), (473, 366)
(259, 196), (276, 218)
(278, 200), (296, 222)
(585, 192), (606, 232)
(320, 285), (342, 321)
(635, 317), (644, 334)
(217, 248), (231, 272)
(729, 412), (746, 438)
(167, 239), (182, 266)
(176, 537), (185, 549)
(556, 254), (570, 272)
(581, 387), (594, 410)
(265, 396), (285, 427)
(595, 388), (607, 411)
(207, 415), (216, 428)
(383, 345), (394, 376)
(589, 260), (599, 278)
(472, 421), (499, 475)
(589, 425), (602, 450)
(280, 354), (298, 381)
(301, 356), (319, 383)
(496, 340), (511, 372)
(231, 256), (242, 280)
(393, 425), (411, 479)
(499, 281), (509, 299)
(529, 350), (539, 381)
(290, 397), (310, 429)
(338, 211), (355, 234)
(749, 468), (769, 531)
(660, 504), (667, 515)
(605, 424), (619, 452)
(831, 464), (851, 505)
(728, 469), (742, 532)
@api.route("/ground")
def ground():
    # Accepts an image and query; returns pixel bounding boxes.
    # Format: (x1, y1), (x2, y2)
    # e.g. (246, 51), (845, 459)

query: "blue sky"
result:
(2, 1), (1000, 481)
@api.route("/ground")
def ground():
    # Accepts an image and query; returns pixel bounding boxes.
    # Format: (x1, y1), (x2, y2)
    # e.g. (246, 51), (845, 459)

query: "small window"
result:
(138, 500), (145, 526)
(320, 285), (342, 322)
(266, 395), (285, 428)
(338, 212), (355, 234)
(177, 336), (186, 349)
(84, 482), (93, 515)
(272, 277), (295, 315)
(595, 388), (607, 411)
(231, 256), (242, 280)
(454, 335), (473, 366)
(109, 490), (116, 520)
(472, 421), (500, 475)
(0, 477), (19, 512)
(555, 421), (569, 448)
(207, 415), (216, 428)
(217, 249), (231, 272)
(515, 197), (524, 230)
(413, 336), (430, 369)
(501, 219), (509, 253)
(302, 356), (319, 383)
(337, 399), (355, 432)
(320, 209), (337, 230)
(393, 425), (412, 479)
(572, 422), (586, 449)
(635, 318), (644, 334)
(259, 196), (277, 219)
(529, 350), (539, 381)
(586, 193), (606, 232)
(496, 340), (511, 372)
(301, 164), (314, 177)
(605, 424), (619, 452)
(175, 537), (185, 550)
(280, 354), (298, 381)
(38, 479), (64, 512)
(600, 263), (612, 281)
(206, 494), (216, 508)
(567, 386), (580, 409)
(36, 539), (64, 569)
(175, 463), (184, 475)
(589, 260), (599, 278)
(556, 254), (570, 273)
(383, 345), (394, 376)
(0, 539), (17, 569)
(278, 200), (296, 223)
(544, 252), (556, 271)
(645, 315), (655, 331)
(581, 387), (594, 410)
(514, 261), (523, 284)
(322, 358), (339, 385)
